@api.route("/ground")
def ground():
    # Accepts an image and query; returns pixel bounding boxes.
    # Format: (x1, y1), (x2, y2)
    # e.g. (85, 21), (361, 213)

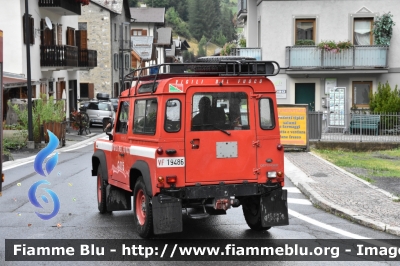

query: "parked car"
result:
(86, 100), (115, 127)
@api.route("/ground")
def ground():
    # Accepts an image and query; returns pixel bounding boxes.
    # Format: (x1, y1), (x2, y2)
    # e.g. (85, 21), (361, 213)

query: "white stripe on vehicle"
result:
(95, 141), (113, 151)
(130, 146), (156, 159)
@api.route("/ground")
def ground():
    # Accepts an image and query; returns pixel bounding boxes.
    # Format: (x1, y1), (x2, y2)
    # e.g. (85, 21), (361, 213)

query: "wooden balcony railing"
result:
(286, 45), (389, 68)
(40, 45), (78, 68)
(38, 0), (81, 16)
(78, 49), (97, 68)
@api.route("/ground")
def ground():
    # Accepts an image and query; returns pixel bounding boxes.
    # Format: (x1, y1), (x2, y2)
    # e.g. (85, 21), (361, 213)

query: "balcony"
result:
(40, 46), (98, 70)
(40, 45), (78, 70)
(38, 0), (81, 16)
(231, 47), (262, 60)
(286, 45), (389, 69)
(78, 49), (97, 68)
(237, 0), (247, 21)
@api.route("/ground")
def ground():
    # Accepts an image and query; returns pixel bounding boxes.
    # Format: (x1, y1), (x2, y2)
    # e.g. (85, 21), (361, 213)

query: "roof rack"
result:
(122, 57), (280, 97)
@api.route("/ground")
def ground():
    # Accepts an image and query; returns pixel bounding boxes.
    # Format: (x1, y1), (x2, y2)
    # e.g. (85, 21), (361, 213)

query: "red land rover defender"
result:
(92, 57), (288, 238)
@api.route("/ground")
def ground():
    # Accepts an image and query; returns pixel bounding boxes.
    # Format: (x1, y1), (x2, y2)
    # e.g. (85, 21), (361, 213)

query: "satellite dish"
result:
(44, 17), (52, 30)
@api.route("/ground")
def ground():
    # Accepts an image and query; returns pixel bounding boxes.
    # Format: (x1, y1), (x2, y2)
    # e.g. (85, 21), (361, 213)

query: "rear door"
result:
(185, 87), (257, 183)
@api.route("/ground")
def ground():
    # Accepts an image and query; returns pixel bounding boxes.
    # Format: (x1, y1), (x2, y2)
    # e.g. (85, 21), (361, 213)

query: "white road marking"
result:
(287, 198), (312, 205)
(285, 187), (301, 193)
(288, 209), (370, 239)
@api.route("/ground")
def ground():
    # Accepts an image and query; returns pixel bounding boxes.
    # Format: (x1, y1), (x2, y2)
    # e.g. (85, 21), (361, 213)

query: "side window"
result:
(116, 101), (129, 134)
(259, 98), (275, 129)
(165, 99), (181, 132)
(88, 102), (98, 110)
(133, 99), (158, 134)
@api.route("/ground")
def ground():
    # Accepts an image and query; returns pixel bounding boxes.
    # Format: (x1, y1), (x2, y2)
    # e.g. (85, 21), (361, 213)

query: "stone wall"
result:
(79, 4), (112, 96)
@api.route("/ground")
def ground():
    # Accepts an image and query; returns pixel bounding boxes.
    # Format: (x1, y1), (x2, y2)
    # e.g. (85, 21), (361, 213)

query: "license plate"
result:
(157, 157), (185, 168)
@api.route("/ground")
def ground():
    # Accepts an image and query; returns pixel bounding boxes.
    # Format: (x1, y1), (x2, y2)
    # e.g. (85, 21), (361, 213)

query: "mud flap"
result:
(152, 194), (183, 235)
(260, 189), (289, 227)
(106, 185), (132, 211)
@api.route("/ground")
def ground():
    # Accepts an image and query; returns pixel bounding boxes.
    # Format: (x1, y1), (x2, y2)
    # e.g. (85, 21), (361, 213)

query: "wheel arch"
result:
(92, 150), (108, 182)
(130, 160), (152, 196)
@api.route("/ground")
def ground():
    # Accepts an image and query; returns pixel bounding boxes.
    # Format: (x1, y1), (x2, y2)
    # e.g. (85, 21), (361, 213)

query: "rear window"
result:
(98, 102), (111, 111)
(191, 92), (249, 131)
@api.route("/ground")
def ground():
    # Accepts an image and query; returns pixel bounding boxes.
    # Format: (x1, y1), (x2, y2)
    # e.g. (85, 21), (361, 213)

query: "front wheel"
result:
(242, 196), (271, 231)
(134, 177), (153, 238)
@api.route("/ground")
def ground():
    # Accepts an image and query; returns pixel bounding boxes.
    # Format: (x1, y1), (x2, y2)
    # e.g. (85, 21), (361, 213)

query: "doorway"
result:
(295, 83), (315, 111)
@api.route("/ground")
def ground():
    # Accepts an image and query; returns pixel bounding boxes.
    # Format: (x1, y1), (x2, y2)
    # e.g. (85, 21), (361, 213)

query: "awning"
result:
(3, 76), (40, 89)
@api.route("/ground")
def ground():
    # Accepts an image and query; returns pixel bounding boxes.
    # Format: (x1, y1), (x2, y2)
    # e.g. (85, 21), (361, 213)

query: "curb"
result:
(284, 155), (400, 237)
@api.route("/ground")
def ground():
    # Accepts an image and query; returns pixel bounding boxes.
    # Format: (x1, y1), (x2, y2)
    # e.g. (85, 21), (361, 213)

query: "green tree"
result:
(128, 0), (138, 7)
(369, 82), (400, 112)
(165, 7), (191, 39)
(188, 0), (204, 41)
(373, 12), (395, 46)
(197, 35), (207, 57)
(144, 0), (168, 7)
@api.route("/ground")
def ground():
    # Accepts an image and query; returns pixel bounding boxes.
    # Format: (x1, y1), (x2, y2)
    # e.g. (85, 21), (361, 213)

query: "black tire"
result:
(242, 196), (271, 231)
(133, 177), (153, 238)
(97, 165), (107, 214)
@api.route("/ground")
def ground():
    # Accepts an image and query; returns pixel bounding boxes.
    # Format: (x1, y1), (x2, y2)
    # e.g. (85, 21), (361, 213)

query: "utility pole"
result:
(25, 0), (34, 147)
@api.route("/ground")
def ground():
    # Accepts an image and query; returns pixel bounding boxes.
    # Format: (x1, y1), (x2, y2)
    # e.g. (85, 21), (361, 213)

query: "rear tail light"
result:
(166, 175), (177, 184)
(277, 144), (283, 150)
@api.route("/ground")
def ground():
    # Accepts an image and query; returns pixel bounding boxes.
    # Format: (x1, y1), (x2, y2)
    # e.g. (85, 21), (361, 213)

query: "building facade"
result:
(239, 0), (400, 129)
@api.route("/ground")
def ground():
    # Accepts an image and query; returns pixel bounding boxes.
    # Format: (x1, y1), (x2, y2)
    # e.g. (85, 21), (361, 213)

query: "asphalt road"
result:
(1, 142), (400, 265)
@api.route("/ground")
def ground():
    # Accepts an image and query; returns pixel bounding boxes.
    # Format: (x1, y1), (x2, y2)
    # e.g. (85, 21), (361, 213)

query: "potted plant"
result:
(318, 40), (352, 53)
(373, 12), (395, 46)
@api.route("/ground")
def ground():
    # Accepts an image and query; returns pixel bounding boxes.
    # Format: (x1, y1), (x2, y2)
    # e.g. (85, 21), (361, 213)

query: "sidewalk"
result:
(285, 152), (400, 236)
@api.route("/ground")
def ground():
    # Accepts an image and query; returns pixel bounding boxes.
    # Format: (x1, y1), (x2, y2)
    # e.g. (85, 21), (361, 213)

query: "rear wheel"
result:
(134, 177), (153, 238)
(97, 165), (107, 214)
(242, 196), (271, 231)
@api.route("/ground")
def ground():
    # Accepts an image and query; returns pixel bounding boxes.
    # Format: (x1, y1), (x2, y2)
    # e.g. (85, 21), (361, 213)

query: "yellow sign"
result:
(278, 106), (308, 146)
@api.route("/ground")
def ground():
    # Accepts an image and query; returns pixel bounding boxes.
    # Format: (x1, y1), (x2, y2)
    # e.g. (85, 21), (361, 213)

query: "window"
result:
(165, 99), (181, 132)
(295, 19), (315, 43)
(114, 23), (117, 41)
(259, 98), (275, 129)
(352, 81), (372, 107)
(125, 54), (130, 69)
(133, 99), (158, 134)
(354, 18), (373, 45)
(66, 27), (75, 46)
(116, 101), (129, 134)
(22, 14), (34, 45)
(114, 53), (119, 70)
(131, 29), (147, 36)
(191, 92), (249, 131)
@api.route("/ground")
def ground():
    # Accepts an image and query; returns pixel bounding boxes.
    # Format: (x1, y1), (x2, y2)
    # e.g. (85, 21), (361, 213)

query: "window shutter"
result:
(52, 24), (56, 45)
(75, 30), (87, 49)
(57, 24), (62, 45)
(88, 83), (94, 99)
(142, 30), (147, 36)
(30, 17), (35, 45)
(66, 27), (75, 46)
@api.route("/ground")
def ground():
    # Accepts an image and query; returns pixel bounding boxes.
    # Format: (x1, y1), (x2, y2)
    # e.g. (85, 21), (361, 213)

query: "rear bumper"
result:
(160, 182), (281, 199)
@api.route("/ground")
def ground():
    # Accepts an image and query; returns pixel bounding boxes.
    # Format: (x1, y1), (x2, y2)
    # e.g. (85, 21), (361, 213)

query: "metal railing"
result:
(78, 49), (97, 67)
(309, 111), (400, 142)
(40, 45), (78, 67)
(286, 45), (389, 68)
(231, 48), (262, 61)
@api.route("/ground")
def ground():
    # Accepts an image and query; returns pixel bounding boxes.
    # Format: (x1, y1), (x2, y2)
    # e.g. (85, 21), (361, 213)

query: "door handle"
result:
(190, 139), (200, 149)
